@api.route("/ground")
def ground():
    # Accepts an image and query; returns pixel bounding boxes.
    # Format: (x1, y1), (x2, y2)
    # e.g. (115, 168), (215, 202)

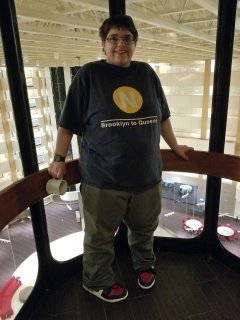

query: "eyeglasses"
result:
(106, 36), (135, 45)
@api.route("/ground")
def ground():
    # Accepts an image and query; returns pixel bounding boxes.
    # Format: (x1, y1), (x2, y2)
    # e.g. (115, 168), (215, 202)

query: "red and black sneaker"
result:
(137, 267), (156, 289)
(82, 283), (128, 303)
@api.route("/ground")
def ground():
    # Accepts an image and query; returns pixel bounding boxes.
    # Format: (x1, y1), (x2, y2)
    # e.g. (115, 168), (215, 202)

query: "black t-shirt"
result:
(59, 60), (171, 192)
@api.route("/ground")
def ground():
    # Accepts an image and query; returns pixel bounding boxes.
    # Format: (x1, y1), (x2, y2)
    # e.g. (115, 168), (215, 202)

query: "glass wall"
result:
(157, 171), (206, 239)
(0, 58), (38, 318)
(218, 14), (240, 255)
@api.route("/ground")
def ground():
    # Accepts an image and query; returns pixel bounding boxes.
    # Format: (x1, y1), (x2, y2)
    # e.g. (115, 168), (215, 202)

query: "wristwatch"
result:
(54, 154), (66, 162)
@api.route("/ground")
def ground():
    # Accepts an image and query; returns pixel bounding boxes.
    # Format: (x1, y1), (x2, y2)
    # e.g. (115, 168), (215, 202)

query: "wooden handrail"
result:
(0, 160), (79, 231)
(0, 150), (240, 231)
(162, 150), (240, 181)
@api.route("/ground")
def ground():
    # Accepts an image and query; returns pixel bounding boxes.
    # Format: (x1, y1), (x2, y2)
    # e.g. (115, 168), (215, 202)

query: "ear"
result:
(102, 41), (106, 55)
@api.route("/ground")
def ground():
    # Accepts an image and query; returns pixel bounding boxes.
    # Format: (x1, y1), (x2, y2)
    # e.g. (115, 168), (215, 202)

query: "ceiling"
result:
(1, 0), (240, 67)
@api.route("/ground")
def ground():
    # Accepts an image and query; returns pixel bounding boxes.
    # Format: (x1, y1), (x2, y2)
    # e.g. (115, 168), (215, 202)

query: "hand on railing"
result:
(172, 144), (194, 160)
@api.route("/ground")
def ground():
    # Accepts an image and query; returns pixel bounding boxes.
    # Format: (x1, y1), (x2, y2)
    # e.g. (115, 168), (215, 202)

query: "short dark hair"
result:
(99, 15), (138, 42)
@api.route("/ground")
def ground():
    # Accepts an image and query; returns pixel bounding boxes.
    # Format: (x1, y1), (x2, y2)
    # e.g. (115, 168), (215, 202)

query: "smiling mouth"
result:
(115, 51), (127, 54)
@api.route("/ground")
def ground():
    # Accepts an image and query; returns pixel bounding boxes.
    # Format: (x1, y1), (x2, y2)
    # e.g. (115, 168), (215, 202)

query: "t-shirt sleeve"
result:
(58, 69), (86, 136)
(159, 84), (171, 121)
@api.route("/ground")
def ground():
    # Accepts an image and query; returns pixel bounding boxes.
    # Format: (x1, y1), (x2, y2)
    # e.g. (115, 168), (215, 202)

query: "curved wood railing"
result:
(1, 150), (240, 232)
(0, 160), (78, 231)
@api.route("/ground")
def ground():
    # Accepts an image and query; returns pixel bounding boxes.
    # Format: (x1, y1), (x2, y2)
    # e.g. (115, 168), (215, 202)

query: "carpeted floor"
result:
(162, 181), (198, 204)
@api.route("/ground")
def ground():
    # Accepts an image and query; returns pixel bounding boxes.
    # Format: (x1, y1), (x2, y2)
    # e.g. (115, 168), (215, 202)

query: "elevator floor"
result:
(28, 250), (240, 320)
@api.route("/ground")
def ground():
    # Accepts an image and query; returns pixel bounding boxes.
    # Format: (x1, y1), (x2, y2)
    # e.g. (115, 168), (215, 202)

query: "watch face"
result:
(54, 155), (65, 162)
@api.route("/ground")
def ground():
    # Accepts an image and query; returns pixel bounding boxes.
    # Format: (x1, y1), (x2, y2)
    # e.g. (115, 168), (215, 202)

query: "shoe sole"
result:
(82, 284), (128, 303)
(138, 278), (155, 290)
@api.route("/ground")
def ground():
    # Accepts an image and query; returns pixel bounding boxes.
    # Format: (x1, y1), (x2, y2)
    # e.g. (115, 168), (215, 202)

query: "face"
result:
(103, 27), (136, 68)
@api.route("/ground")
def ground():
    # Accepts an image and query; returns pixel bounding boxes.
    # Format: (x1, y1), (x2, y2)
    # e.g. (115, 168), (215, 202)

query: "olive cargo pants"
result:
(81, 183), (162, 289)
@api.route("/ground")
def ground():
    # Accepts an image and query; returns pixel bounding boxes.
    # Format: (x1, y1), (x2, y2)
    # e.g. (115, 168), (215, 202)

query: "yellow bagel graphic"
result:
(113, 86), (143, 113)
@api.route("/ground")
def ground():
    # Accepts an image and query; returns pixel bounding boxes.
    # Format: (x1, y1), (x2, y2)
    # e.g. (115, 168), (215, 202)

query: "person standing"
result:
(48, 14), (193, 303)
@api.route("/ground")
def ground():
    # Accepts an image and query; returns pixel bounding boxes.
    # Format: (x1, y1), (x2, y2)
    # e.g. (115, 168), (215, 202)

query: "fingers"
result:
(183, 145), (194, 152)
(48, 162), (66, 179)
(180, 152), (189, 160)
(183, 146), (194, 160)
(175, 145), (193, 160)
(55, 169), (63, 179)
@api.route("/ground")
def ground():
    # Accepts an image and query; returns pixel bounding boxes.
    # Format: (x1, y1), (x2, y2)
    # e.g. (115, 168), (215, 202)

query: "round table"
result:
(217, 226), (234, 237)
(185, 219), (202, 230)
